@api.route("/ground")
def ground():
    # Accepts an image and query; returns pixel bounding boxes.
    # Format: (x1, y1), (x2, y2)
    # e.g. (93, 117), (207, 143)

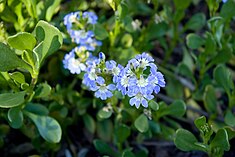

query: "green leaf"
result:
(83, 114), (96, 134)
(149, 121), (161, 134)
(121, 33), (133, 48)
(146, 22), (168, 40)
(7, 32), (36, 50)
(115, 124), (131, 143)
(185, 13), (206, 31)
(7, 106), (23, 129)
(0, 42), (32, 72)
(203, 85), (217, 113)
(174, 128), (207, 152)
(117, 2), (128, 20)
(93, 139), (119, 157)
(122, 149), (135, 157)
(0, 0), (6, 12)
(213, 65), (233, 94)
(224, 127), (235, 140)
(97, 119), (113, 142)
(94, 23), (109, 40)
(160, 100), (186, 117)
(186, 33), (205, 49)
(9, 72), (25, 84)
(98, 107), (112, 119)
(224, 110), (235, 127)
(34, 82), (51, 98)
(24, 111), (62, 143)
(134, 114), (149, 133)
(21, 0), (37, 18)
(194, 116), (213, 143)
(0, 91), (25, 108)
(105, 0), (120, 11)
(22, 50), (40, 74)
(24, 103), (49, 116)
(173, 0), (191, 10)
(210, 128), (230, 151)
(177, 63), (195, 84)
(33, 20), (63, 64)
(220, 0), (235, 21)
(148, 100), (159, 111)
(204, 32), (216, 55)
(45, 0), (61, 21)
(210, 49), (232, 65)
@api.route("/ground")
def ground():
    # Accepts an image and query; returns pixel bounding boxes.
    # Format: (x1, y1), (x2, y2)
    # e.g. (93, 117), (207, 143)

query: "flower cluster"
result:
(83, 52), (166, 108)
(63, 11), (102, 74)
(83, 52), (123, 100)
(116, 53), (165, 108)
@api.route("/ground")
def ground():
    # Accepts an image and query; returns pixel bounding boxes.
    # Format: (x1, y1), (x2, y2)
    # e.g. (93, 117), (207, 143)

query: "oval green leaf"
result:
(0, 91), (25, 108)
(134, 114), (149, 133)
(24, 111), (62, 143)
(8, 107), (23, 129)
(7, 32), (36, 51)
(0, 43), (32, 72)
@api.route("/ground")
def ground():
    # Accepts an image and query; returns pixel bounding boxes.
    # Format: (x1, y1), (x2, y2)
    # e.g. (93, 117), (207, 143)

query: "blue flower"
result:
(94, 77), (116, 100)
(129, 92), (154, 108)
(64, 12), (81, 30)
(83, 11), (98, 24)
(105, 60), (123, 82)
(63, 49), (86, 74)
(222, 0), (227, 3)
(116, 52), (165, 108)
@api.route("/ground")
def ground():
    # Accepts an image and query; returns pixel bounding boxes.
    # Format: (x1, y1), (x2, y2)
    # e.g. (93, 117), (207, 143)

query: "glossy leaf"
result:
(94, 23), (109, 40)
(9, 72), (25, 84)
(160, 100), (186, 117)
(185, 13), (206, 31)
(210, 128), (230, 151)
(93, 139), (119, 157)
(224, 110), (235, 127)
(194, 116), (213, 143)
(173, 0), (191, 10)
(33, 20), (63, 64)
(134, 114), (149, 133)
(149, 100), (159, 111)
(97, 119), (113, 142)
(0, 91), (25, 108)
(0, 42), (32, 72)
(7, 107), (23, 129)
(174, 128), (207, 152)
(98, 108), (112, 119)
(34, 82), (51, 98)
(45, 0), (61, 21)
(203, 85), (217, 113)
(21, 0), (37, 18)
(213, 65), (234, 94)
(24, 111), (62, 143)
(24, 103), (49, 116)
(220, 0), (235, 20)
(122, 149), (135, 157)
(7, 32), (36, 50)
(186, 33), (205, 49)
(83, 114), (96, 134)
(115, 124), (131, 143)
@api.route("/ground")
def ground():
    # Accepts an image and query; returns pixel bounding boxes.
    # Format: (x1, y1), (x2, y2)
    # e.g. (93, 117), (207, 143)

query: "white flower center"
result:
(112, 67), (120, 76)
(88, 69), (97, 80)
(139, 58), (149, 68)
(99, 85), (107, 92)
(121, 76), (129, 87)
(71, 58), (80, 66)
(137, 76), (148, 87)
